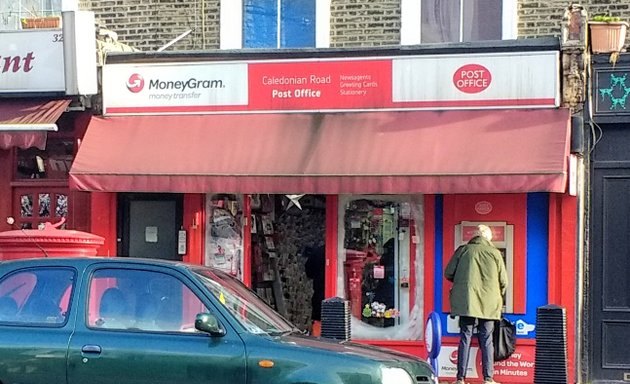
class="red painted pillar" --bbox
[183,194,205,265]
[325,195,338,299]
[548,193,577,383]
[89,192,117,257]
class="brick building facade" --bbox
[73,1,630,52]
[3,1,630,382]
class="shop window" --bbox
[11,114,87,231]
[205,194,244,280]
[338,196,424,341]
[243,0,316,48]
[15,188,68,229]
[16,137,74,180]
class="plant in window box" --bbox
[589,14,628,58]
[20,16,61,29]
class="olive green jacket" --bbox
[444,236,508,320]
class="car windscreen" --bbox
[191,267,295,335]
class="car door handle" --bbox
[81,345,102,354]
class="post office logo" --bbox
[474,201,493,215]
[453,64,491,94]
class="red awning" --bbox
[70,109,571,194]
[0,98,71,150]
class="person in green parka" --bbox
[445,224,508,384]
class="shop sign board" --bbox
[437,345,535,383]
[102,51,559,115]
[593,67,630,115]
[0,30,65,93]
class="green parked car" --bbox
[0,257,436,384]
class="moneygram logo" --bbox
[126,73,145,93]
[449,350,458,365]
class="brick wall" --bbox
[80,0,220,51]
[329,0,401,48]
[76,0,630,51]
[518,0,567,38]
[519,0,630,45]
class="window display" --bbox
[16,137,74,180]
[338,196,424,341]
[16,190,68,229]
[205,194,244,280]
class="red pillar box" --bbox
[0,220,104,260]
[344,250,367,318]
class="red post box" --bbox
[0,220,104,260]
[344,250,367,318]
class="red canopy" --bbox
[0,98,71,150]
[70,109,571,194]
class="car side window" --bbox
[0,267,75,326]
[87,268,210,333]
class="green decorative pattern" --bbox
[600,73,630,110]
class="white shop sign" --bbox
[102,51,560,115]
[392,51,560,108]
[0,30,65,93]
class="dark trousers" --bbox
[456,316,495,381]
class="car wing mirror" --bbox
[195,313,226,337]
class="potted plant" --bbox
[589,14,628,54]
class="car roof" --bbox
[0,256,194,271]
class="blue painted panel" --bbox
[280,0,316,48]
[243,0,278,48]
[434,196,447,334]
[434,195,444,310]
[513,192,549,339]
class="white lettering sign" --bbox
[393,51,559,107]
[103,62,248,114]
[0,30,65,92]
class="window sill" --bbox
[10,180,69,188]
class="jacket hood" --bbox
[467,236,494,247]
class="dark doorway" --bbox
[249,194,326,333]
[590,123,630,383]
[117,193,183,260]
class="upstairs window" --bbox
[421,0,502,43]
[1,0,62,30]
[242,0,316,48]
[401,0,515,45]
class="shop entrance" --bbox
[591,169,630,381]
[590,123,630,382]
[117,193,183,260]
[249,194,326,333]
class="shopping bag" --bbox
[493,317,516,361]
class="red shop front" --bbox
[69,44,578,382]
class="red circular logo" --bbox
[126,73,145,93]
[453,64,491,94]
[475,201,493,215]
[449,349,459,364]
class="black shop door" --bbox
[590,124,630,383]
[118,193,183,260]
